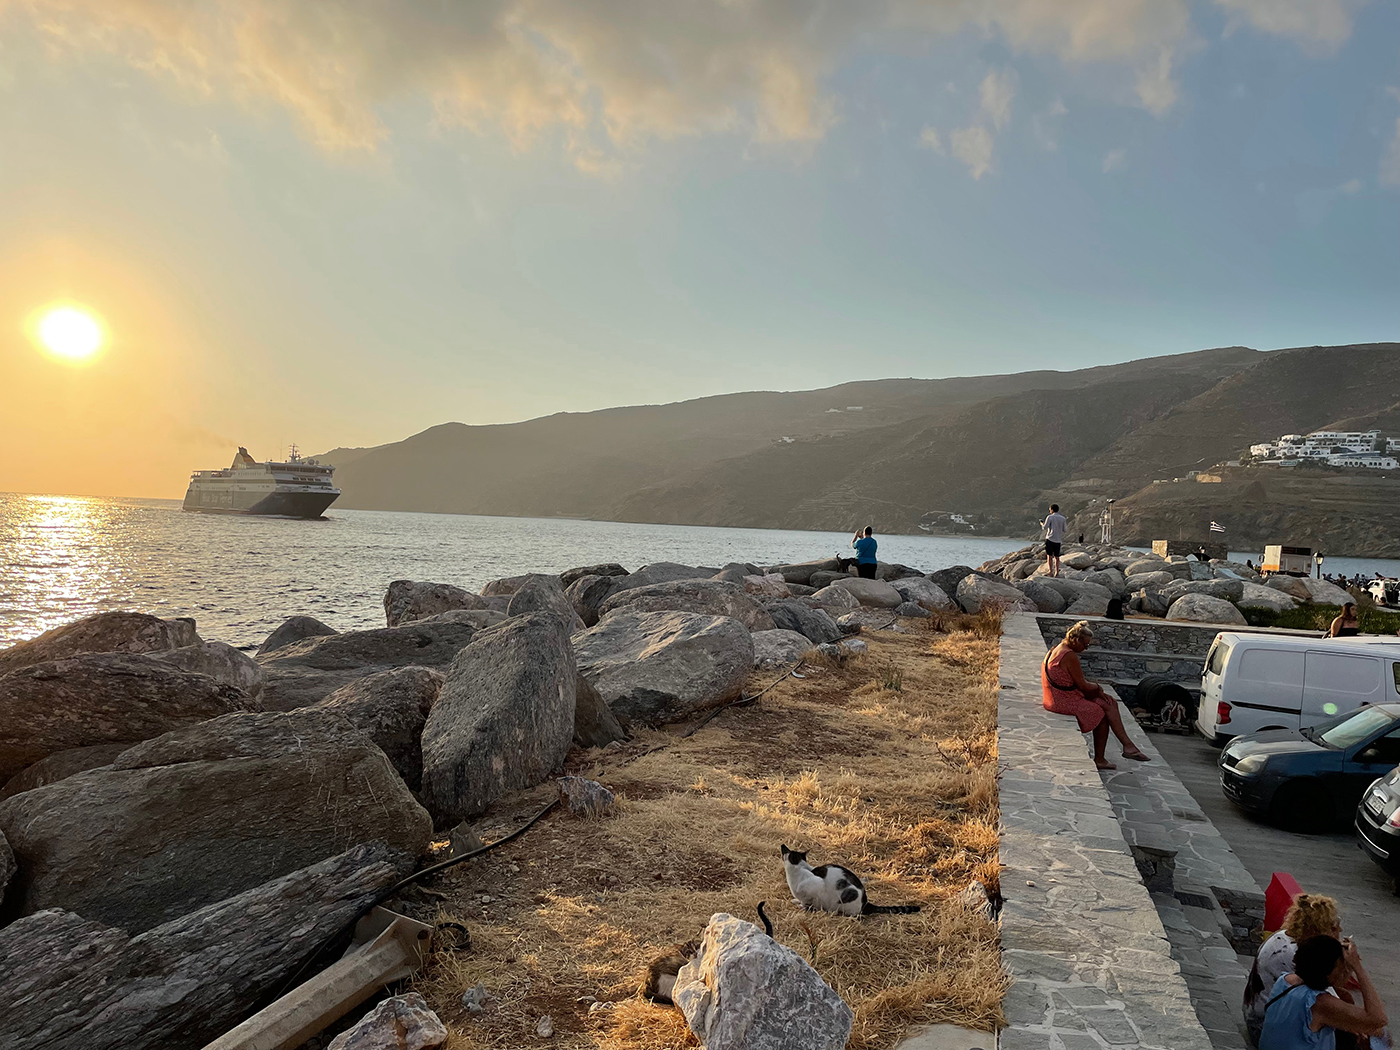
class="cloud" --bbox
[1339,178,1362,195]
[1384,90,1400,189]
[1102,147,1127,173]
[1212,0,1367,54]
[917,126,944,151]
[951,125,996,179]
[0,0,1217,169]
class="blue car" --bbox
[1219,703,1400,831]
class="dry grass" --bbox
[411,619,1005,1049]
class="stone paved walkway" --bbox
[998,612,1215,1050]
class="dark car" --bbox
[1356,764,1400,880]
[1219,703,1400,831]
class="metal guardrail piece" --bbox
[201,907,434,1050]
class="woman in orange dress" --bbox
[1043,621,1150,770]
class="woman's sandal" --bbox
[1121,748,1150,762]
[1095,758,1117,770]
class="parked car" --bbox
[1219,703,1400,831]
[1197,632,1400,746]
[1356,764,1400,881]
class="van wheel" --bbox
[1269,782,1332,833]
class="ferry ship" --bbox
[182,446,340,518]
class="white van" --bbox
[1197,633,1400,745]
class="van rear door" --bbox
[1230,645,1304,727]
[1302,651,1384,723]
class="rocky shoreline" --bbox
[0,554,990,1050]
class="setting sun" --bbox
[35,305,104,362]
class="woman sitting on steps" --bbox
[1041,620,1150,771]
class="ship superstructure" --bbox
[182,445,340,518]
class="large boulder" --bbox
[743,574,791,600]
[828,577,903,609]
[889,576,955,611]
[808,570,851,591]
[420,614,576,827]
[384,580,487,627]
[675,913,853,1050]
[1237,583,1300,613]
[150,641,266,702]
[0,829,13,903]
[257,619,479,711]
[507,574,586,634]
[313,667,444,791]
[1125,557,1171,577]
[611,562,711,592]
[1064,594,1110,617]
[751,629,815,669]
[1166,593,1248,626]
[599,579,775,632]
[1265,575,1312,600]
[1060,551,1096,571]
[1126,570,1176,590]
[1298,577,1354,606]
[1131,588,1172,617]
[765,600,844,645]
[408,608,507,629]
[1082,568,1128,598]
[574,673,626,749]
[257,615,338,656]
[0,742,129,801]
[875,562,927,582]
[560,563,629,588]
[566,574,621,628]
[767,559,839,586]
[1162,578,1244,604]
[928,565,976,596]
[574,612,753,726]
[0,653,257,782]
[0,708,430,932]
[1035,576,1114,604]
[0,611,199,674]
[955,575,1036,614]
[0,843,405,1050]
[808,585,860,612]
[1013,579,1067,614]
[481,573,536,597]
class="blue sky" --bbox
[0,0,1397,496]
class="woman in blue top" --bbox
[1260,936,1388,1049]
[851,527,878,579]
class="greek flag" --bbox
[1209,521,1226,533]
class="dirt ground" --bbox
[412,613,1006,1049]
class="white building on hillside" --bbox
[1250,429,1399,467]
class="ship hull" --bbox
[182,487,339,518]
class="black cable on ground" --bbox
[272,798,559,1000]
[681,657,806,737]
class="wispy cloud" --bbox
[951,125,996,180]
[949,66,1018,178]
[917,126,944,151]
[1212,0,1368,54]
[979,67,1018,130]
[1102,147,1127,173]
[1383,89,1400,189]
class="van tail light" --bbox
[1388,808,1400,830]
[1217,702,1232,726]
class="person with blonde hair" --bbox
[1041,620,1149,770]
[1244,894,1343,1046]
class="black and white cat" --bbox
[781,844,921,916]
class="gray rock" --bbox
[407,608,507,629]
[711,563,753,584]
[483,595,511,613]
[574,673,627,749]
[313,666,444,791]
[1132,589,1172,617]
[808,585,860,612]
[955,575,1037,614]
[894,601,932,618]
[0,742,129,801]
[449,822,484,856]
[257,619,479,711]
[784,583,817,597]
[1013,579,1067,614]
[808,570,851,590]
[742,574,791,599]
[764,601,843,645]
[1188,559,1215,581]
[752,629,816,669]
[0,843,404,1050]
[1237,583,1299,613]
[1265,575,1312,600]
[1006,558,1041,581]
[420,614,576,826]
[928,565,977,596]
[874,562,926,581]
[767,559,839,586]
[560,563,629,588]
[150,641,266,703]
[257,614,338,656]
[0,708,428,932]
[599,579,775,632]
[1033,576,1114,604]
[674,913,853,1050]
[327,992,449,1050]
[890,576,955,611]
[1166,593,1248,625]
[481,573,537,597]
[1081,567,1128,597]
[837,609,905,632]
[384,579,487,627]
[1061,551,1096,570]
[1064,594,1110,617]
[0,829,13,904]
[507,574,587,634]
[566,573,622,628]
[574,611,753,726]
[1298,577,1353,605]
[1125,570,1176,590]
[0,652,257,782]
[0,611,200,674]
[556,776,616,817]
[610,562,711,591]
[815,638,868,662]
[1126,557,1171,576]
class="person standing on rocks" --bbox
[1041,504,1068,578]
[851,527,878,579]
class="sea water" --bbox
[5,493,1397,650]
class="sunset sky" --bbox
[2,0,1398,498]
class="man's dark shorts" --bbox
[1045,541,1062,558]
[857,562,878,579]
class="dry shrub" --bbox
[411,628,1005,1049]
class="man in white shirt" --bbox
[1042,503,1068,578]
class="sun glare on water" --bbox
[34,306,104,363]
